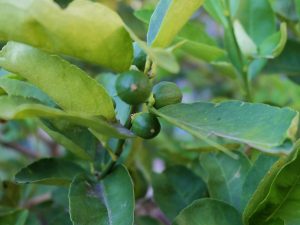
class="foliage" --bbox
[0,0,300,225]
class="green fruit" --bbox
[131,113,161,139]
[133,42,146,71]
[116,71,151,105]
[152,81,182,108]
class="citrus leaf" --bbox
[40,120,98,161]
[176,37,226,62]
[233,20,257,57]
[125,26,179,73]
[0,77,55,106]
[135,216,163,225]
[147,0,204,48]
[211,61,239,79]
[243,141,300,225]
[152,166,207,220]
[151,101,298,155]
[134,8,153,24]
[173,199,243,225]
[69,165,134,225]
[296,0,300,19]
[264,39,300,75]
[15,158,85,186]
[177,21,217,46]
[0,0,133,72]
[270,0,297,21]
[259,23,287,59]
[0,76,99,161]
[200,152,251,211]
[0,209,28,225]
[204,0,228,27]
[237,0,276,45]
[241,154,279,210]
[0,96,134,139]
[0,42,115,120]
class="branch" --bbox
[136,198,171,225]
[98,105,137,179]
[0,141,39,159]
[22,193,52,209]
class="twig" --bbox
[99,106,136,179]
[37,129,61,157]
[0,141,39,159]
[136,198,171,225]
[22,193,52,209]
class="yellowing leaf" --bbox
[0,96,133,139]
[0,42,115,120]
[0,0,133,72]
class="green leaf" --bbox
[248,59,268,80]
[40,119,98,161]
[152,166,207,220]
[0,42,115,120]
[15,158,85,186]
[48,209,72,225]
[0,77,55,106]
[69,165,134,225]
[134,8,154,24]
[259,23,287,59]
[173,199,243,225]
[0,0,133,72]
[241,154,278,210]
[135,216,163,225]
[200,152,251,211]
[125,26,179,73]
[175,21,225,62]
[253,75,300,110]
[270,0,298,21]
[151,101,298,155]
[147,0,204,47]
[0,96,134,139]
[296,0,300,19]
[0,209,28,225]
[264,39,300,75]
[237,0,276,45]
[243,142,300,225]
[233,20,257,57]
[204,0,228,27]
[211,61,239,79]
[181,137,239,153]
[176,38,226,62]
[177,21,217,46]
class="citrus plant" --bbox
[0,0,300,225]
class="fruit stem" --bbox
[223,1,253,102]
[144,56,152,76]
[98,106,136,180]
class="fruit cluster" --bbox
[116,70,182,139]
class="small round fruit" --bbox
[116,71,151,105]
[152,81,182,108]
[131,113,161,139]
